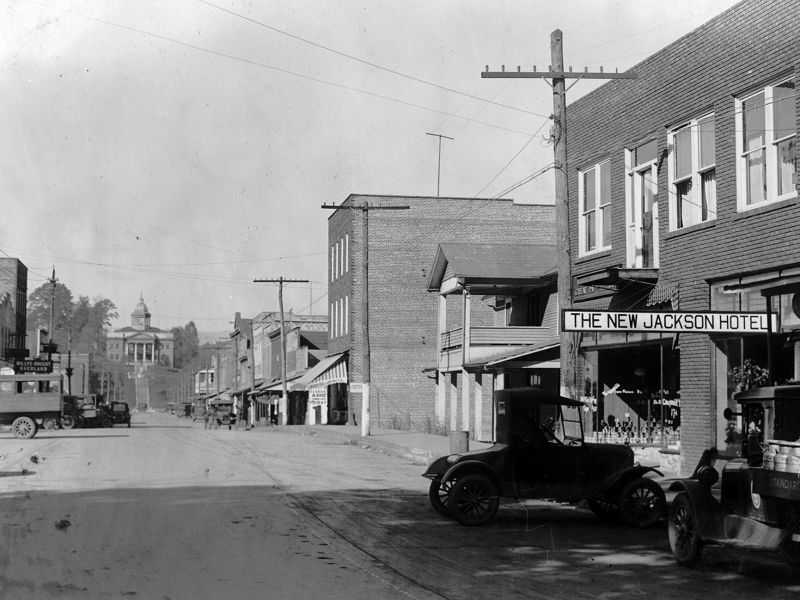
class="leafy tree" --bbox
[171,321,200,369]
[27,282,118,355]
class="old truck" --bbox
[667,384,800,565]
[0,372,64,439]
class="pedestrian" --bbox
[204,409,212,430]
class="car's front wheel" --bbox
[428,477,456,517]
[618,478,666,528]
[668,492,704,566]
[448,473,499,526]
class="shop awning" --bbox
[293,352,348,390]
[481,340,560,369]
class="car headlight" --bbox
[446,454,459,465]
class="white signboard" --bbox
[562,310,777,333]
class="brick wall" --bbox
[327,195,555,430]
[565,0,800,471]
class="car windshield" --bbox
[539,403,583,444]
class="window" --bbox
[578,160,611,255]
[668,114,716,229]
[736,78,797,209]
[625,140,659,268]
[330,246,335,282]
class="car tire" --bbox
[618,478,666,528]
[428,477,456,517]
[12,416,38,439]
[588,496,620,521]
[668,492,704,566]
[61,414,76,429]
[448,473,499,526]
[100,417,113,428]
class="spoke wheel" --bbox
[42,417,59,430]
[619,478,666,528]
[448,473,499,526]
[100,417,113,428]
[61,414,76,429]
[429,477,457,517]
[668,492,704,566]
[12,416,37,439]
[588,496,620,521]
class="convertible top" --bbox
[493,386,584,408]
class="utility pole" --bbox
[322,201,410,437]
[482,30,637,398]
[426,132,454,197]
[45,267,58,366]
[253,277,309,426]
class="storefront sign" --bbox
[309,387,327,407]
[562,310,777,333]
[14,359,53,374]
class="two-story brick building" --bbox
[326,194,555,435]
[565,0,799,474]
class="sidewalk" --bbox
[255,423,680,479]
[259,423,492,466]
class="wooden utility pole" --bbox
[426,132,454,196]
[482,30,637,398]
[253,277,309,425]
[322,201,410,436]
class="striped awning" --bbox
[292,353,348,391]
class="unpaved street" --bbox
[1,414,799,600]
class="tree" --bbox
[27,282,118,355]
[171,321,200,369]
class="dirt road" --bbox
[1,413,798,600]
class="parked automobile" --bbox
[63,394,113,429]
[423,386,666,527]
[667,384,800,566]
[108,402,131,427]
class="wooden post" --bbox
[361,205,371,437]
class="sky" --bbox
[1,0,742,334]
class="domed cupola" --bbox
[131,294,151,330]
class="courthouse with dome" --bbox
[105,296,174,367]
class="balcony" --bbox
[439,326,554,370]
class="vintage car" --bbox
[63,394,114,429]
[423,386,666,527]
[667,384,800,566]
[108,402,131,427]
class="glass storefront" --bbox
[580,337,680,449]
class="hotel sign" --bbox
[562,310,777,334]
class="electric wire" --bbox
[29,1,537,138]
[196,0,546,118]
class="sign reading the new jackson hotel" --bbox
[562,310,778,334]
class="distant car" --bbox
[423,386,666,527]
[108,402,131,427]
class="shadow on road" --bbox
[0,470,36,477]
[1,484,798,600]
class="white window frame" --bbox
[624,142,659,269]
[344,234,349,273]
[667,113,716,230]
[735,77,797,211]
[577,159,612,256]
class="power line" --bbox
[31,1,537,138]
[196,0,546,118]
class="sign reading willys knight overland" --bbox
[562,310,778,334]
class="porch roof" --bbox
[426,242,558,293]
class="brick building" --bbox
[0,258,27,366]
[564,0,799,474]
[326,194,555,433]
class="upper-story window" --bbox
[736,77,797,209]
[625,139,659,268]
[578,159,611,255]
[668,114,716,229]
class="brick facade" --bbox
[565,0,800,473]
[327,195,555,431]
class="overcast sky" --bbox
[1,0,741,333]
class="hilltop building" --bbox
[106,295,174,367]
